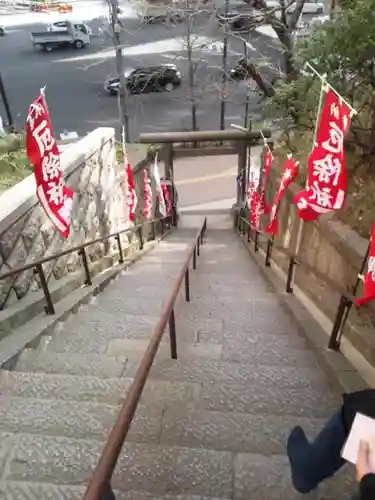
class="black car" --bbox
[104,64,181,95]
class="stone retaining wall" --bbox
[261,172,375,366]
[0,127,152,312]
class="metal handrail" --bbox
[0,216,170,314]
[237,214,375,352]
[238,215,355,301]
[83,217,207,500]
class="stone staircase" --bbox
[0,214,356,499]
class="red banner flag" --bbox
[265,157,299,235]
[26,93,73,238]
[143,168,152,219]
[246,162,260,231]
[294,87,353,221]
[259,146,273,215]
[355,223,375,307]
[161,183,172,216]
[125,156,137,222]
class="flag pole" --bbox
[40,86,48,113]
[304,62,357,117]
[286,77,326,293]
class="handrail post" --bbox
[328,295,349,351]
[35,263,55,315]
[193,247,197,270]
[254,231,259,252]
[138,226,144,250]
[169,308,177,359]
[151,220,156,240]
[116,234,124,264]
[265,235,274,267]
[197,237,200,256]
[79,248,92,286]
[101,484,117,500]
[185,268,190,302]
[286,256,296,293]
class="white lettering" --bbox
[368,256,375,282]
[312,154,341,186]
[41,152,61,182]
[27,102,44,129]
[46,179,64,206]
[308,181,333,208]
[57,196,73,223]
[330,103,340,120]
[32,120,55,157]
[321,122,344,155]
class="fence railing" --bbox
[82,217,207,500]
[236,214,370,352]
[0,216,171,315]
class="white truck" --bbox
[133,0,183,23]
[30,21,91,52]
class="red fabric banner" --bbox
[161,183,172,216]
[265,157,299,235]
[143,168,153,219]
[125,156,137,222]
[246,162,260,231]
[294,87,353,221]
[355,222,375,306]
[250,191,260,231]
[26,93,73,238]
[259,146,273,216]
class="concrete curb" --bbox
[237,231,370,394]
[1,229,173,371]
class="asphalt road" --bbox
[0,5,282,140]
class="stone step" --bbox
[47,313,160,354]
[0,482,231,500]
[104,336,317,369]
[174,314,307,348]
[176,294,299,336]
[0,397,162,443]
[199,380,341,418]
[83,295,165,318]
[105,338,222,359]
[0,371,201,407]
[158,407,327,454]
[0,396,328,454]
[1,433,354,499]
[126,357,333,392]
[15,350,128,378]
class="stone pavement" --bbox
[0,214,357,499]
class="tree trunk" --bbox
[186,22,197,131]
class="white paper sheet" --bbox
[341,412,375,469]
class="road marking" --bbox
[175,167,237,186]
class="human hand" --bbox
[356,440,375,481]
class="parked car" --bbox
[264,0,324,16]
[104,64,181,95]
[47,21,92,35]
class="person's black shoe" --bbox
[287,426,317,494]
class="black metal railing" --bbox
[236,214,369,352]
[0,216,172,315]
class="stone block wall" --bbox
[259,171,375,364]
[0,127,156,312]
